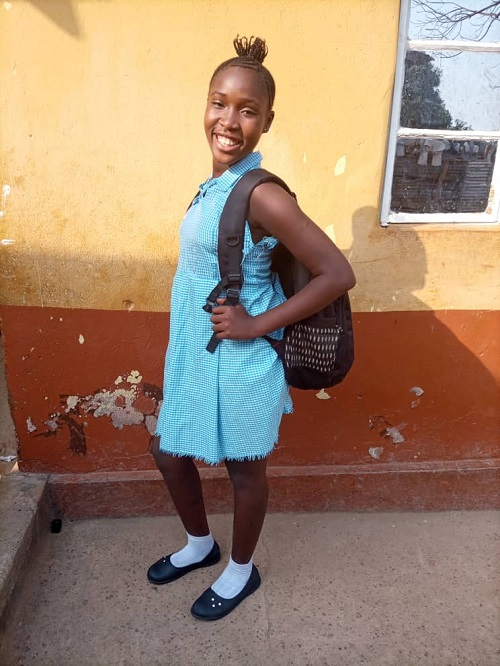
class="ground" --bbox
[1,510,499,665]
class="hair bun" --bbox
[233,35,268,63]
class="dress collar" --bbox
[199,152,263,194]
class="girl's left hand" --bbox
[210,299,259,340]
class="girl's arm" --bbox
[210,181,356,340]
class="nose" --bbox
[220,106,239,129]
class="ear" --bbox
[263,110,275,133]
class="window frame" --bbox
[381,0,500,226]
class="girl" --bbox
[148,36,356,621]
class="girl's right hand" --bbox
[210,300,262,340]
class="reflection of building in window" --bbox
[381,0,500,225]
[392,138,497,214]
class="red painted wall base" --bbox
[2,305,498,514]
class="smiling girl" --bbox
[148,36,355,621]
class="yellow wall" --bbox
[1,0,499,313]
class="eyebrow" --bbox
[210,91,261,105]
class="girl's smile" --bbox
[204,66,274,177]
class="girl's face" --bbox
[204,66,274,177]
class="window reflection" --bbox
[391,138,497,213]
[409,1,500,42]
[400,51,500,131]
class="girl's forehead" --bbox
[209,66,267,100]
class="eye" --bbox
[241,108,257,117]
[211,100,224,109]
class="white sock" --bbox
[211,556,253,599]
[170,532,214,568]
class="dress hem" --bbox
[155,438,276,466]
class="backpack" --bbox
[202,168,354,390]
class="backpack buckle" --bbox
[225,288,240,305]
[203,299,216,313]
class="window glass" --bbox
[409,1,500,42]
[383,1,500,223]
[391,137,497,214]
[400,50,500,131]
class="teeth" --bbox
[217,135,238,147]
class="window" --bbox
[381,1,500,225]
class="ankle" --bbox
[211,556,253,599]
[170,531,214,568]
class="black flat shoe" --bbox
[147,541,221,585]
[191,564,261,621]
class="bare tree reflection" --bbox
[413,1,500,41]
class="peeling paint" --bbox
[44,418,58,431]
[78,334,85,344]
[36,372,163,456]
[369,415,407,444]
[315,388,331,400]
[123,300,134,312]
[66,395,79,412]
[410,386,424,397]
[0,184,11,218]
[369,415,390,431]
[61,415,86,455]
[145,414,158,435]
[369,446,384,460]
[85,388,144,429]
[383,425,406,445]
[324,224,337,244]
[334,155,346,176]
[26,417,37,433]
[127,370,142,384]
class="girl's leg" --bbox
[225,457,269,563]
[151,436,209,536]
[208,457,268,599]
[149,437,217,573]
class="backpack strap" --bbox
[204,168,294,353]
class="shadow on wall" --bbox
[348,206,430,312]
[345,206,499,461]
[0,245,178,313]
[26,0,82,38]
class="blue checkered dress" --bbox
[156,152,293,464]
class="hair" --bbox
[210,36,276,109]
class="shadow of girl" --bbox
[343,206,499,464]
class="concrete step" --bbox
[0,473,51,624]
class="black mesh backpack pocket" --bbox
[285,318,341,372]
[268,293,354,390]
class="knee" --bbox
[228,465,268,496]
[151,441,196,481]
[150,436,175,475]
